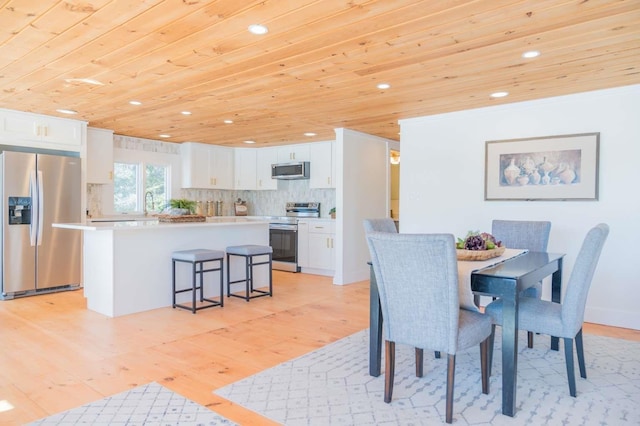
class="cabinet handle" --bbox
[43,126,48,137]
[326,238,330,248]
[314,226,324,230]
[35,124,41,136]
[109,171,113,180]
[327,177,331,184]
[331,238,334,248]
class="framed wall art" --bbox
[485,132,599,201]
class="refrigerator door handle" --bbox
[36,170,44,246]
[29,170,38,246]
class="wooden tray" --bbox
[157,214,206,223]
[456,246,505,261]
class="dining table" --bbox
[368,250,565,417]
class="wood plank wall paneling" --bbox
[0,0,638,146]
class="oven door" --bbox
[269,224,299,272]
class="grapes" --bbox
[464,235,486,250]
[459,231,502,250]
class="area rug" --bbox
[30,382,236,425]
[214,329,640,425]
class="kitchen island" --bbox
[53,217,270,317]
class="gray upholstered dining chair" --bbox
[484,223,609,397]
[491,219,551,348]
[366,231,492,423]
[363,218,398,234]
[363,218,443,359]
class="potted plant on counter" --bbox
[165,198,196,215]
[329,207,336,219]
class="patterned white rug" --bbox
[215,329,640,425]
[30,382,236,425]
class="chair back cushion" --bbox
[561,223,609,334]
[491,220,551,251]
[366,232,459,353]
[363,218,398,234]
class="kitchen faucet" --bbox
[144,191,154,215]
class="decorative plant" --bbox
[169,198,196,214]
[329,207,336,218]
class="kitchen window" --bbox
[113,161,170,213]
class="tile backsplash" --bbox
[181,180,335,217]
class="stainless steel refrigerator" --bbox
[1,149,81,299]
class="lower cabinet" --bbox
[298,220,335,273]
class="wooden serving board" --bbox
[157,214,206,223]
[456,246,505,261]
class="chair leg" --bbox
[415,348,424,377]
[564,337,577,397]
[384,340,395,403]
[487,324,496,377]
[575,328,587,379]
[527,331,534,348]
[446,354,455,424]
[480,338,490,395]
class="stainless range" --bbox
[269,202,320,272]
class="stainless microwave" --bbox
[271,161,310,179]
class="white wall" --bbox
[399,85,640,330]
[334,128,391,285]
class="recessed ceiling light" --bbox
[522,50,540,59]
[159,134,171,138]
[224,119,234,124]
[64,78,104,86]
[304,132,317,137]
[56,109,77,115]
[248,24,268,35]
[181,111,192,115]
[243,140,256,144]
[377,83,391,90]
[490,91,509,98]
[129,100,142,105]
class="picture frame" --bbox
[485,132,599,201]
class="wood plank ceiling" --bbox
[1,0,639,147]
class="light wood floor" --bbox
[0,272,638,425]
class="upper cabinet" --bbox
[181,142,234,189]
[256,147,278,190]
[0,108,85,151]
[181,141,335,191]
[234,148,257,190]
[86,127,114,184]
[181,143,209,188]
[209,145,234,189]
[309,141,335,189]
[277,143,310,162]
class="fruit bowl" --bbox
[456,246,505,261]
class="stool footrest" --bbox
[174,298,222,312]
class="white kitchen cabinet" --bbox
[309,141,335,188]
[0,108,84,150]
[209,145,234,189]
[297,220,309,268]
[181,142,211,188]
[277,143,310,162]
[234,148,257,190]
[181,143,234,189]
[306,220,335,271]
[256,147,278,190]
[86,127,114,184]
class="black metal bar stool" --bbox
[226,245,273,301]
[172,248,225,313]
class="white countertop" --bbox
[53,216,269,231]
